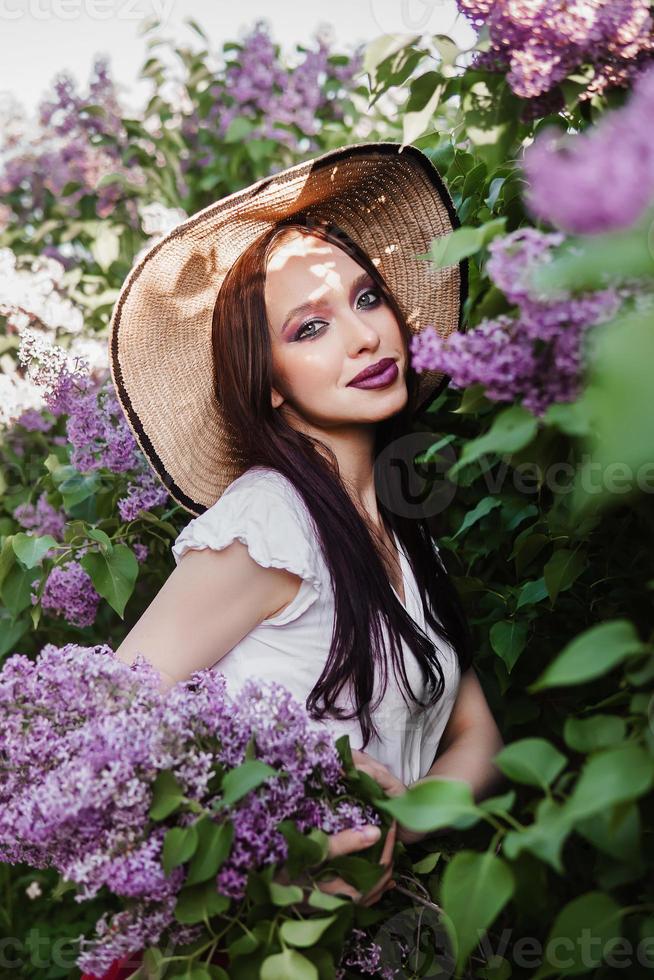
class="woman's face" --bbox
[265,232,408,430]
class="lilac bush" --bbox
[0,643,381,975]
[0,56,145,221]
[523,61,654,233]
[457,0,654,102]
[16,328,169,511]
[410,228,621,415]
[181,19,365,158]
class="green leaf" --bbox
[411,850,441,874]
[376,778,480,832]
[489,620,528,673]
[494,738,567,790]
[563,714,627,753]
[0,535,17,591]
[173,879,230,925]
[185,817,233,886]
[1,562,37,617]
[223,117,253,143]
[162,823,199,876]
[149,770,185,821]
[277,823,329,879]
[425,225,483,268]
[260,949,318,980]
[86,527,113,551]
[307,889,348,911]
[0,615,29,660]
[440,850,514,975]
[529,619,647,690]
[576,802,641,864]
[453,496,502,538]
[543,548,588,603]
[503,798,571,874]
[279,915,336,948]
[402,74,445,146]
[449,405,538,477]
[268,881,304,906]
[11,533,58,568]
[90,225,121,271]
[563,744,654,823]
[215,760,277,808]
[478,791,516,817]
[532,892,625,979]
[516,577,549,610]
[80,544,139,619]
[335,733,354,770]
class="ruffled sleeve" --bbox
[170,471,323,626]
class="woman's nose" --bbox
[342,308,380,354]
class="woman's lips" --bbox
[347,360,399,389]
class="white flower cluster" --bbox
[0,247,84,335]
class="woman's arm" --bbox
[397,666,506,845]
[113,541,302,691]
[418,666,506,799]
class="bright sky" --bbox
[0,0,475,117]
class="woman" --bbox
[91,143,504,978]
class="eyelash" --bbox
[293,288,382,342]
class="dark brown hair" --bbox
[211,215,473,750]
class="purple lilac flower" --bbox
[1,56,144,220]
[411,228,621,415]
[117,470,170,521]
[524,62,654,233]
[31,560,101,627]
[184,21,363,155]
[15,406,53,432]
[336,927,398,979]
[17,333,168,518]
[0,645,376,972]
[13,491,67,541]
[457,1,654,101]
[132,541,149,564]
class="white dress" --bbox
[171,466,461,786]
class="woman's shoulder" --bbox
[172,466,322,578]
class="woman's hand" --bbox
[318,820,397,907]
[351,749,428,847]
[273,822,397,908]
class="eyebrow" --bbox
[280,271,375,335]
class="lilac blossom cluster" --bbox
[456,0,654,104]
[0,644,378,975]
[181,21,364,159]
[13,491,66,540]
[16,329,170,515]
[31,560,101,629]
[523,62,654,233]
[336,927,399,979]
[0,56,144,220]
[411,228,621,416]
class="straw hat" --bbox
[109,141,467,517]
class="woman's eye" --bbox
[357,288,380,308]
[294,319,326,341]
